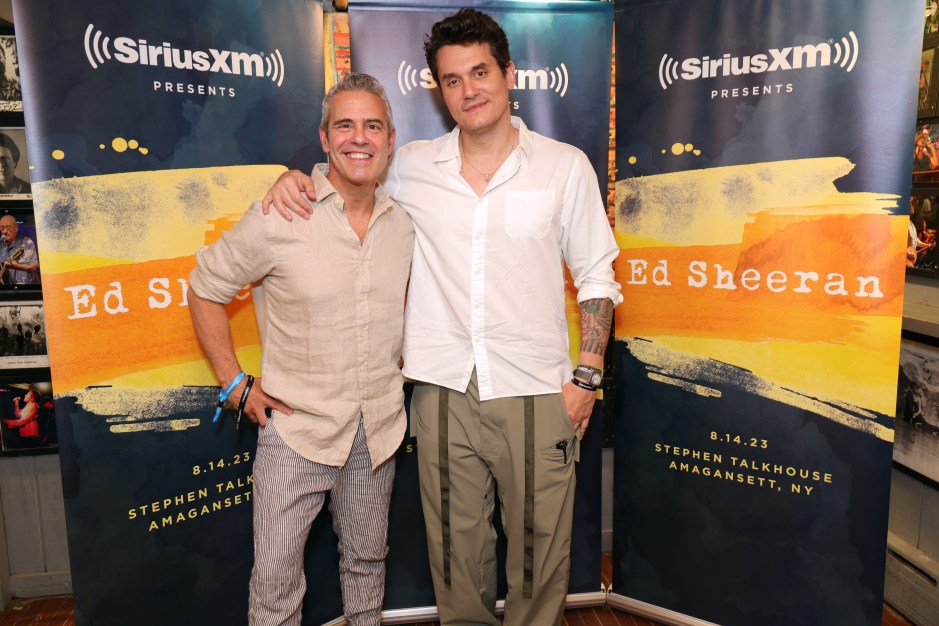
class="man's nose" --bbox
[462,80,480,100]
[352,124,367,143]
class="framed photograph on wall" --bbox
[913,121,939,183]
[0,208,41,290]
[0,381,56,453]
[928,1,939,37]
[919,44,939,118]
[907,191,939,275]
[896,334,939,484]
[0,301,48,369]
[0,35,21,113]
[0,127,30,199]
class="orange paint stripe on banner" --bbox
[42,256,259,392]
[615,292,867,341]
[615,213,906,341]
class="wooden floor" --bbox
[0,554,916,626]
[0,595,915,626]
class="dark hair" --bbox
[0,133,20,164]
[423,9,511,83]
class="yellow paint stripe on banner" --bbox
[33,165,287,263]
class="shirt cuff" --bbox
[188,265,243,304]
[576,285,624,307]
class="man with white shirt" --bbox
[264,9,621,625]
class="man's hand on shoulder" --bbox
[261,169,318,221]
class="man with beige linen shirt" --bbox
[188,73,413,626]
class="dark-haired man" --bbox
[189,73,413,626]
[263,9,621,625]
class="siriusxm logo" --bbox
[658,31,859,90]
[84,24,286,87]
[397,61,569,97]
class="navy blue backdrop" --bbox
[14,0,332,624]
[611,1,921,625]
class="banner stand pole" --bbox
[378,592,608,625]
[607,594,719,626]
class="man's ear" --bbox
[319,126,329,153]
[506,61,516,90]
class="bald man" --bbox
[0,214,38,284]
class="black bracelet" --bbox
[570,377,597,392]
[236,375,255,429]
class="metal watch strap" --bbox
[574,364,603,388]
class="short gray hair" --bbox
[320,72,395,133]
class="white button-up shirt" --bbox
[190,166,414,468]
[387,117,622,400]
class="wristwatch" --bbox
[573,364,603,389]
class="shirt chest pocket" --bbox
[503,190,555,240]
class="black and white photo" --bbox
[0,35,21,112]
[896,336,939,483]
[0,127,31,199]
[0,301,48,369]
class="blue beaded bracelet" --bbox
[213,370,246,422]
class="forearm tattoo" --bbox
[579,298,614,356]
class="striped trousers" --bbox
[248,418,395,626]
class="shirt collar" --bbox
[310,163,395,215]
[0,236,20,250]
[433,116,532,165]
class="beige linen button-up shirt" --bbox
[189,166,414,468]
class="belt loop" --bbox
[439,387,451,587]
[523,395,534,598]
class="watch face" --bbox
[590,372,603,387]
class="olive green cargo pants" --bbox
[412,372,578,626]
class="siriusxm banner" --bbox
[611,1,919,626]
[348,0,612,607]
[14,0,333,624]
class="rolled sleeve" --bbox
[561,154,623,307]
[574,255,622,306]
[189,202,275,304]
